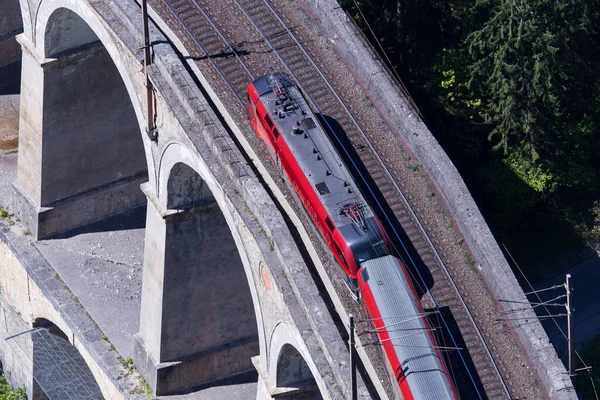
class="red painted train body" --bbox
[359,256,458,400]
[247,72,388,288]
[247,72,457,399]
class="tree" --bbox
[467,0,597,163]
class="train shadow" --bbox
[185,48,252,62]
[318,114,434,297]
[426,306,488,400]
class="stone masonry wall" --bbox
[0,227,146,400]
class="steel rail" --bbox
[232,0,510,398]
[159,0,252,104]
[156,0,510,397]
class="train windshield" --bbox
[355,242,387,266]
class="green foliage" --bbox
[467,0,597,161]
[0,375,26,400]
[503,152,555,194]
[338,0,600,276]
[575,335,600,399]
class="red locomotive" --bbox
[247,71,388,291]
[247,72,458,399]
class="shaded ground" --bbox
[0,94,18,153]
[532,255,600,359]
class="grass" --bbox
[465,252,476,270]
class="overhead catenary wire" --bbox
[232,0,503,397]
[503,244,597,398]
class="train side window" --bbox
[265,114,274,129]
[334,243,347,265]
[246,93,253,107]
[325,217,334,231]
[272,128,280,138]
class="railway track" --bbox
[156,0,513,398]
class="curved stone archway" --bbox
[266,322,325,399]
[276,344,318,390]
[14,0,154,239]
[134,141,265,395]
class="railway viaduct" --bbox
[0,0,576,399]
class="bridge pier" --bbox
[133,167,258,395]
[13,23,146,240]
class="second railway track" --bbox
[150,0,546,398]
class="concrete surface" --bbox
[0,94,18,151]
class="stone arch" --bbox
[16,0,32,42]
[36,5,147,204]
[14,0,156,238]
[43,7,99,58]
[166,162,212,210]
[32,317,68,341]
[269,322,325,399]
[33,0,151,162]
[277,344,316,388]
[31,318,103,399]
[134,142,265,394]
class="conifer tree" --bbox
[467,0,595,163]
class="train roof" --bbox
[253,72,384,250]
[360,256,455,400]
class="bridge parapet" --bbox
[300,0,576,398]
[7,0,370,398]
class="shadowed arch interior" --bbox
[36,8,146,206]
[276,343,322,399]
[161,162,258,359]
[135,160,259,393]
[167,162,213,209]
[31,318,103,399]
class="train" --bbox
[247,71,458,399]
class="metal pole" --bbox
[566,274,575,375]
[349,314,357,400]
[142,0,157,141]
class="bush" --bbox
[0,375,26,400]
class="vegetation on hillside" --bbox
[0,375,25,400]
[338,0,600,279]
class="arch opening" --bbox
[162,162,258,358]
[36,8,147,207]
[136,158,260,394]
[31,318,104,400]
[276,344,322,399]
[0,0,23,95]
